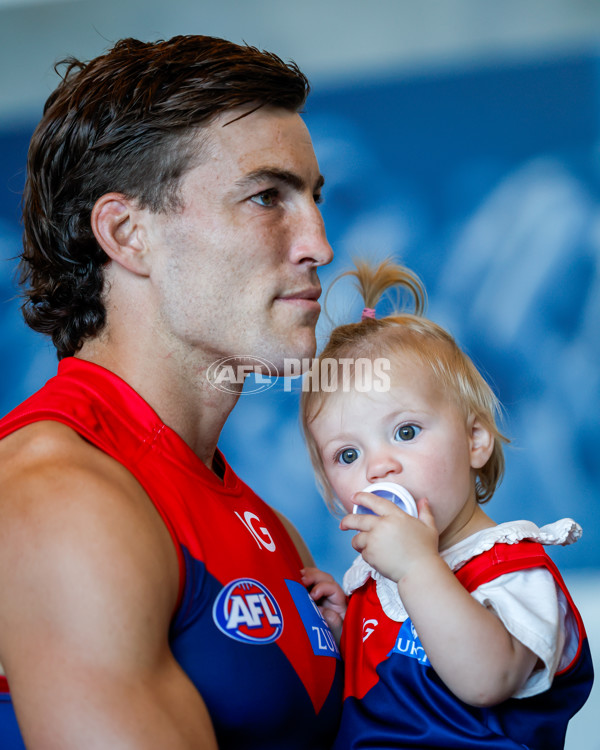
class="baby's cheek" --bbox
[325,473,354,514]
[332,485,355,514]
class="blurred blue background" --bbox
[1,1,599,746]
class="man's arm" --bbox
[273,508,315,566]
[0,421,218,749]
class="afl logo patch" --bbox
[213,578,284,644]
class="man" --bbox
[0,35,343,748]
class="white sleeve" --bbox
[470,566,578,699]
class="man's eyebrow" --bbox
[236,168,325,193]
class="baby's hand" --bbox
[340,492,439,582]
[301,567,347,644]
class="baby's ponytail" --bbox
[324,257,427,321]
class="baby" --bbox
[301,258,593,749]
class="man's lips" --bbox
[278,287,321,301]
[276,287,322,310]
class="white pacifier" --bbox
[352,481,418,518]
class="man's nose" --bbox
[289,201,333,267]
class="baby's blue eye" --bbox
[338,448,359,465]
[395,424,420,441]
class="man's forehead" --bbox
[207,105,314,152]
[201,106,321,182]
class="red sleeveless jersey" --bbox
[0,358,343,749]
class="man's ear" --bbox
[91,193,151,276]
[468,415,495,470]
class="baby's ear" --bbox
[468,415,494,469]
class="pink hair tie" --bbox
[361,307,376,321]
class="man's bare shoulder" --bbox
[0,419,125,485]
[0,420,154,518]
[0,419,179,613]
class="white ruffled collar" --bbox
[342,518,582,622]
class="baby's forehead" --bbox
[310,381,409,421]
[308,361,456,427]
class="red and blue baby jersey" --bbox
[334,541,593,749]
[0,358,343,749]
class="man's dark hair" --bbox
[20,35,310,359]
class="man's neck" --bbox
[75,340,240,472]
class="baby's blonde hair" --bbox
[301,258,508,514]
